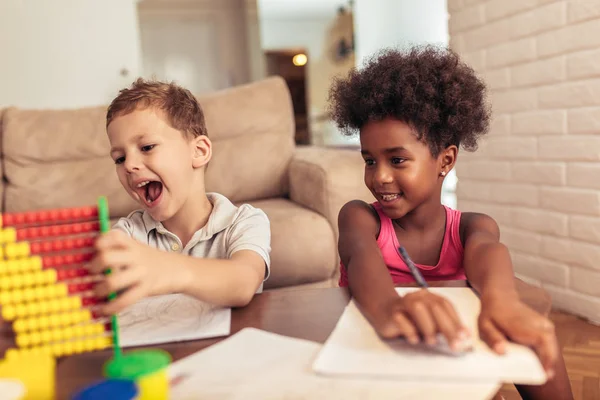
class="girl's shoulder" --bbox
[338,200,381,238]
[458,211,500,247]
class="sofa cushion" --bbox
[0,77,295,216]
[1,106,139,216]
[199,76,295,202]
[246,198,336,289]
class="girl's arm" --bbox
[461,212,519,301]
[461,212,560,377]
[339,200,465,346]
[338,200,401,322]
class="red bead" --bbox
[3,214,14,226]
[24,212,36,224]
[15,214,25,225]
[37,211,49,223]
[57,270,67,280]
[82,297,99,306]
[30,243,40,253]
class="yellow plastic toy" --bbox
[0,352,55,400]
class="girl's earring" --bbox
[440,171,446,177]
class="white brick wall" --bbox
[450,0,600,324]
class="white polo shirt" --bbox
[112,192,271,291]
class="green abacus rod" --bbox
[97,196,121,358]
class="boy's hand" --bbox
[89,230,174,315]
[478,296,558,378]
[373,289,470,350]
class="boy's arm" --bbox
[174,205,270,306]
[93,207,270,311]
[170,250,266,307]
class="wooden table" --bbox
[13,279,551,399]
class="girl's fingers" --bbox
[392,311,419,344]
[405,301,437,345]
[431,303,461,349]
[479,318,507,354]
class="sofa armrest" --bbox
[289,146,373,242]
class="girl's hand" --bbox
[373,289,470,350]
[478,296,558,379]
[88,230,175,315]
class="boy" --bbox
[90,78,271,315]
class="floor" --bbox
[497,310,600,400]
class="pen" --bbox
[397,246,429,288]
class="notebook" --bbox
[312,287,547,385]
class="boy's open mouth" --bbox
[136,180,163,206]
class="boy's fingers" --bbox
[88,249,130,274]
[99,284,145,316]
[405,301,437,345]
[94,267,142,297]
[431,303,460,348]
[95,230,130,250]
[479,318,507,354]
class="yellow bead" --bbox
[46,269,57,284]
[73,339,85,354]
[0,292,9,304]
[51,343,62,357]
[49,313,61,328]
[59,312,72,326]
[19,242,30,258]
[73,325,84,337]
[31,256,42,271]
[39,299,50,315]
[2,305,15,320]
[13,318,25,332]
[63,327,74,340]
[11,274,22,289]
[25,302,39,317]
[50,328,62,342]
[69,297,82,310]
[14,304,26,318]
[16,333,30,347]
[63,342,75,356]
[40,329,52,344]
[17,259,29,273]
[55,283,68,297]
[30,332,42,346]
[38,315,50,330]
[0,246,4,259]
[23,288,35,302]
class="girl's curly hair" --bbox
[328,45,491,157]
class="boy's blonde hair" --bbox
[106,78,208,138]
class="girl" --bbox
[330,45,572,400]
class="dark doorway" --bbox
[265,49,310,145]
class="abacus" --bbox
[0,197,121,360]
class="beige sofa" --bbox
[0,77,372,290]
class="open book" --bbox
[312,287,547,385]
[168,327,501,399]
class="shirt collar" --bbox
[141,192,239,240]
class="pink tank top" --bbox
[339,203,467,286]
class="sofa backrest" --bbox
[0,76,295,216]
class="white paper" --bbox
[312,287,547,385]
[168,327,501,400]
[117,293,230,347]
